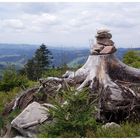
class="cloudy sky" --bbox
[0,2,140,48]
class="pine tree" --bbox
[24,59,36,80]
[34,44,52,70]
[24,44,53,81]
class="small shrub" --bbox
[123,51,140,68]
[38,88,98,138]
[0,65,30,92]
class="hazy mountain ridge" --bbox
[0,43,139,70]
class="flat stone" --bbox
[97,38,114,46]
[11,102,49,137]
[100,46,116,54]
[102,122,121,129]
[96,33,112,39]
[93,44,104,50]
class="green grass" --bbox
[0,80,37,113]
[95,122,140,138]
[0,80,37,137]
[38,120,140,138]
[43,68,78,78]
[0,87,21,113]
[0,87,21,136]
[43,69,65,78]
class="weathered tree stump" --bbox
[3,29,140,124]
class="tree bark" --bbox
[63,53,140,122]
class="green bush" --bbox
[0,65,29,92]
[38,89,98,138]
[123,51,140,68]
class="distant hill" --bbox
[0,44,89,70]
[68,48,140,68]
[0,43,139,71]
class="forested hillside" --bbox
[0,43,139,71]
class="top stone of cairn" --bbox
[96,29,112,39]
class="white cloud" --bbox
[0,19,24,31]
[0,3,140,47]
[17,13,60,33]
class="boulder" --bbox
[11,102,49,137]
[97,38,114,46]
[100,46,116,54]
[102,122,121,129]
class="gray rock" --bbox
[96,33,112,39]
[93,44,104,50]
[102,122,121,129]
[97,38,114,46]
[11,102,49,137]
[90,44,104,55]
[100,46,116,54]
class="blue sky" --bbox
[0,2,140,48]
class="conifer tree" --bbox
[24,44,53,80]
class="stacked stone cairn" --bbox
[91,29,117,55]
